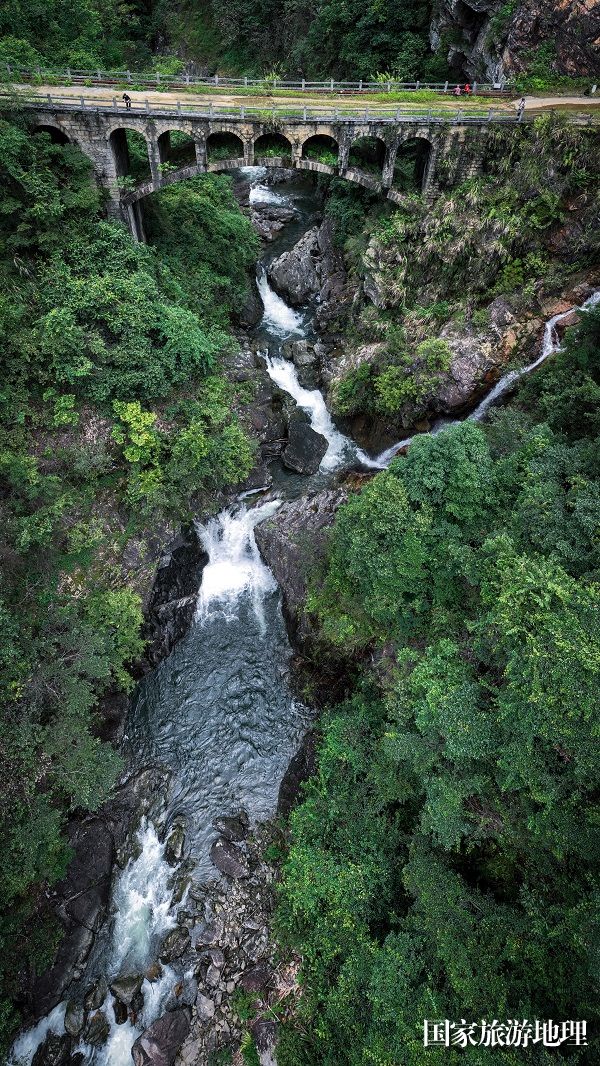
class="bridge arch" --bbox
[205,130,246,169]
[348,135,387,180]
[301,134,339,169]
[108,126,152,183]
[33,123,71,145]
[393,136,433,193]
[157,129,197,170]
[254,132,293,165]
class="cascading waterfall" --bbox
[373,291,600,465]
[9,821,180,1066]
[196,500,282,627]
[256,266,305,338]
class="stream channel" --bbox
[9,168,599,1066]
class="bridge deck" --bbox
[6,85,600,126]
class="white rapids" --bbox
[257,269,305,338]
[196,500,282,627]
[8,820,180,1066]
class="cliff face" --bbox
[431,0,600,82]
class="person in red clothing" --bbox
[464,82,472,95]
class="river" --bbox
[8,168,598,1066]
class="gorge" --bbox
[7,156,600,1065]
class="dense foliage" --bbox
[0,105,257,1047]
[276,309,600,1064]
[121,0,446,81]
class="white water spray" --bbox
[196,500,282,626]
[8,1004,66,1066]
[257,269,304,338]
[109,820,179,975]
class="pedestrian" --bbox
[516,96,526,119]
[453,84,462,97]
[463,82,472,95]
[122,92,131,110]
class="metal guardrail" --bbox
[3,64,510,96]
[9,91,523,125]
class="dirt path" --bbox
[11,83,600,117]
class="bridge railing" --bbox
[2,64,511,96]
[5,90,526,124]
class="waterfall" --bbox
[373,291,600,465]
[196,500,282,627]
[256,268,305,338]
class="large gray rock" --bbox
[255,487,348,639]
[282,410,328,475]
[132,1009,191,1066]
[210,837,250,879]
[84,1010,110,1047]
[64,1000,85,1038]
[110,973,144,1005]
[159,926,191,963]
[268,226,322,305]
[212,811,249,843]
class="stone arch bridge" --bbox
[28,97,502,239]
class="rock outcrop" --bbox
[132,1008,191,1066]
[268,220,352,330]
[255,487,348,639]
[430,0,600,82]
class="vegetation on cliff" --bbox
[329,117,600,427]
[276,308,600,1064]
[0,105,257,1047]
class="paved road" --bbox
[13,83,600,117]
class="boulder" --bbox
[283,339,320,388]
[32,1033,71,1066]
[252,1019,278,1066]
[268,226,322,305]
[132,1008,191,1066]
[84,976,108,1012]
[212,811,249,843]
[64,1000,85,1038]
[113,998,129,1024]
[240,961,274,993]
[159,926,191,963]
[110,973,144,1005]
[164,823,186,866]
[195,992,216,1023]
[210,838,250,879]
[282,410,328,475]
[83,1010,110,1047]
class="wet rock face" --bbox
[255,487,348,639]
[159,926,191,963]
[143,524,208,669]
[132,1008,191,1066]
[110,973,144,1005]
[282,409,328,474]
[268,219,351,329]
[32,1032,72,1066]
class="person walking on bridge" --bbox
[122,92,132,110]
[516,96,526,120]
